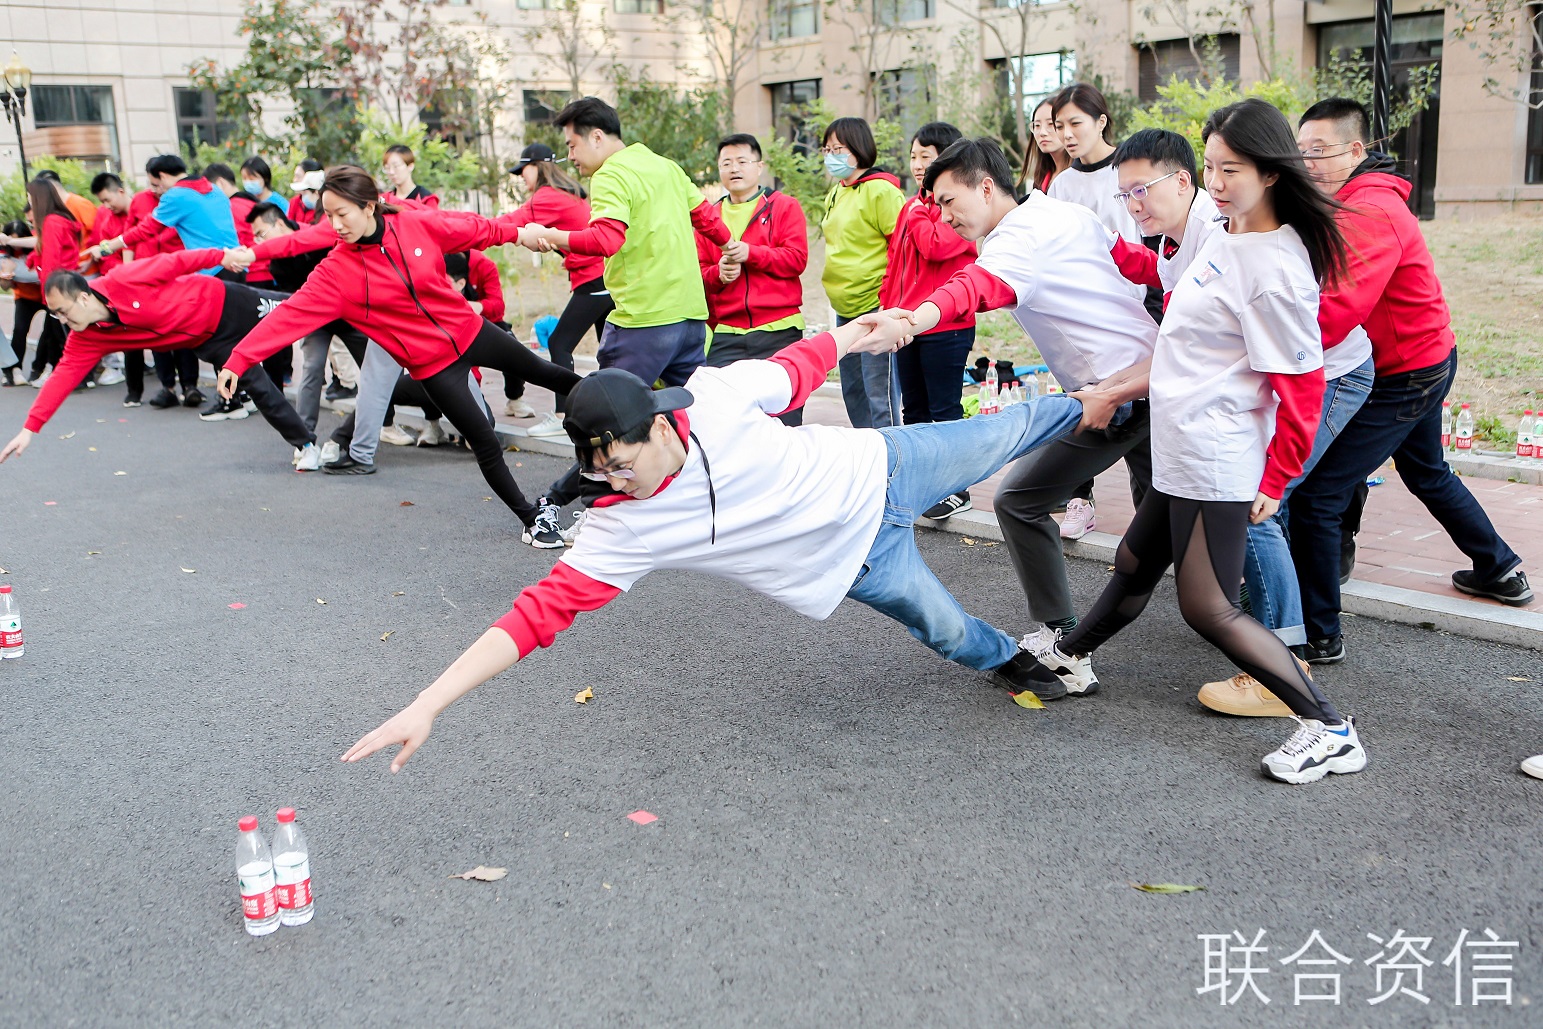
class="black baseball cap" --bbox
[509,143,556,174]
[564,369,693,450]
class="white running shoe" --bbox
[1018,625,1061,660]
[1060,498,1096,540]
[380,424,415,446]
[98,368,126,386]
[1261,715,1367,785]
[27,369,49,388]
[1522,754,1543,780]
[320,440,341,465]
[527,412,567,438]
[521,503,566,549]
[560,509,589,546]
[505,398,536,418]
[416,419,447,446]
[1037,642,1100,696]
[294,442,321,471]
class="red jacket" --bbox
[25,249,226,431]
[878,193,976,332]
[465,250,506,323]
[227,209,524,381]
[1317,164,1453,377]
[228,192,272,283]
[28,212,81,287]
[693,189,807,331]
[87,205,132,274]
[123,191,181,258]
[497,186,602,289]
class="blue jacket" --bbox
[152,178,237,271]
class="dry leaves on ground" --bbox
[1133,883,1204,894]
[449,866,507,882]
[575,687,594,704]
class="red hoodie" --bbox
[878,193,977,332]
[122,190,181,259]
[465,250,506,323]
[87,205,132,274]
[25,249,226,431]
[28,212,81,285]
[693,189,807,331]
[497,186,603,290]
[1317,168,1453,377]
[227,192,273,284]
[225,209,524,381]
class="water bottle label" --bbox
[1456,435,1473,450]
[1441,432,1450,447]
[276,878,312,908]
[241,887,277,919]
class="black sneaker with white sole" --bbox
[1037,642,1101,696]
[923,490,973,521]
[521,503,566,550]
[199,395,250,421]
[182,388,206,408]
[1301,634,1345,665]
[323,453,377,475]
[1452,568,1533,606]
[147,387,180,409]
[989,648,1068,703]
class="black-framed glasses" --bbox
[1114,169,1179,206]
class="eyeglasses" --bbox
[1113,169,1180,205]
[1299,143,1358,161]
[718,157,760,169]
[579,465,637,482]
[819,145,852,157]
[47,296,78,324]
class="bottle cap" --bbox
[0,585,10,594]
[238,815,258,832]
[1461,403,1470,408]
[276,807,296,824]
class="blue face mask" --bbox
[243,180,264,195]
[301,193,317,211]
[824,152,856,179]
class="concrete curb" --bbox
[917,507,1543,652]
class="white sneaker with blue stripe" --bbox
[1261,715,1366,785]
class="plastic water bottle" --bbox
[1045,373,1062,395]
[984,361,998,399]
[1455,403,1474,451]
[236,816,279,936]
[0,585,21,659]
[1517,411,1536,459]
[1022,375,1039,400]
[272,807,314,927]
[1440,401,1452,449]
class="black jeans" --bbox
[1289,349,1522,640]
[893,326,975,425]
[200,283,315,450]
[6,295,41,368]
[705,324,805,426]
[545,277,612,415]
[29,314,65,376]
[417,320,582,525]
[154,350,201,392]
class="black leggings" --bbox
[6,295,41,368]
[528,277,612,414]
[1060,490,1340,723]
[29,314,65,376]
[418,320,582,525]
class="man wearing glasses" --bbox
[1284,98,1531,669]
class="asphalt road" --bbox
[0,385,1539,1028]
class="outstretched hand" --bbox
[850,308,917,354]
[517,225,556,253]
[222,247,256,273]
[0,428,33,464]
[341,698,438,774]
[215,368,240,400]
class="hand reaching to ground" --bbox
[216,369,240,400]
[342,698,439,773]
[0,428,33,463]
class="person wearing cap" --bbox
[497,142,610,429]
[288,161,326,225]
[341,318,1097,774]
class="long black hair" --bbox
[1202,98,1347,286]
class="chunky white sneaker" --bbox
[526,412,567,438]
[1522,754,1543,780]
[1018,625,1061,660]
[27,369,50,388]
[521,503,566,549]
[294,442,321,471]
[320,440,341,465]
[98,368,126,386]
[1060,497,1096,540]
[1038,642,1100,696]
[415,419,447,447]
[505,398,536,418]
[1261,715,1366,785]
[560,509,589,546]
[379,424,415,446]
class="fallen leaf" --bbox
[0,567,8,574]
[95,419,105,423]
[449,865,507,882]
[574,687,594,704]
[482,496,493,501]
[961,537,976,546]
[399,500,415,506]
[113,471,126,476]
[228,603,246,610]
[602,882,611,890]
[392,591,405,597]
[260,508,270,512]
[380,631,394,642]
[87,447,96,452]
[58,431,75,440]
[627,810,658,825]
[1134,883,1204,894]
[180,567,196,574]
[1506,676,1532,682]
[87,551,100,556]
[1012,691,1045,710]
[316,598,327,605]
[983,542,1000,547]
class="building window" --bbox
[873,0,933,25]
[768,78,821,152]
[524,90,562,125]
[1529,6,1543,182]
[614,0,664,12]
[993,50,1076,114]
[768,0,818,40]
[29,84,120,168]
[421,89,479,149]
[172,87,234,151]
[1137,35,1241,102]
[517,0,550,7]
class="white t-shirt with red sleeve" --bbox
[1150,225,1324,502]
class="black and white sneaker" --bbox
[1452,568,1533,606]
[923,490,973,521]
[1301,634,1345,665]
[122,396,142,408]
[1038,642,1101,696]
[323,453,376,475]
[1261,715,1366,785]
[521,503,566,550]
[199,395,250,421]
[147,387,180,409]
[182,388,206,408]
[989,646,1068,704]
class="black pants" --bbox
[1061,489,1339,724]
[199,283,314,449]
[29,314,65,376]
[705,324,805,426]
[123,349,151,400]
[6,295,41,368]
[516,277,612,414]
[153,350,201,392]
[417,320,582,525]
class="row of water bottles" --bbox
[977,364,1059,417]
[237,808,313,936]
[1440,403,1543,458]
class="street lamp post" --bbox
[1,51,32,182]
[1371,0,1392,145]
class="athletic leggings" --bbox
[6,295,41,368]
[417,320,582,525]
[1060,489,1341,724]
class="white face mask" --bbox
[243,180,264,195]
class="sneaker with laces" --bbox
[1522,754,1543,780]
[320,440,341,464]
[527,412,568,438]
[1261,715,1366,784]
[200,395,250,421]
[521,503,566,549]
[1018,625,1061,660]
[505,398,536,418]
[27,369,50,388]
[147,388,180,409]
[98,368,126,386]
[560,509,589,546]
[1301,634,1345,665]
[1197,673,1293,717]
[294,443,321,471]
[1059,498,1096,540]
[123,396,142,408]
[1037,642,1100,696]
[923,490,973,520]
[989,645,1068,703]
[1452,568,1533,606]
[379,424,415,446]
[323,453,376,475]
[415,420,447,447]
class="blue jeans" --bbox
[846,395,1083,671]
[894,326,976,424]
[1242,357,1375,645]
[1289,349,1523,640]
[597,319,707,387]
[835,312,899,428]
